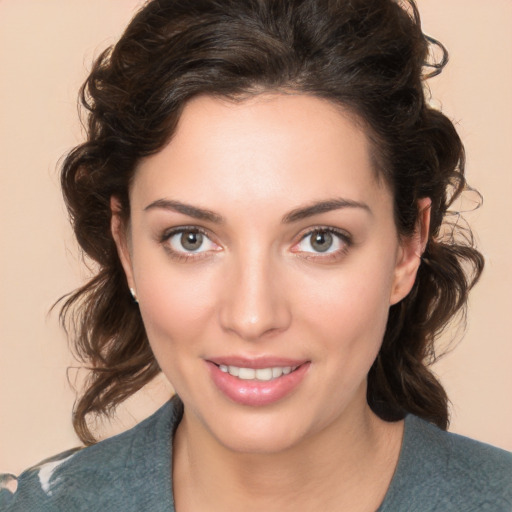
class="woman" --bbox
[1,0,511,510]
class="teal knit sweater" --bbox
[2,396,511,511]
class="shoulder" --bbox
[380,414,512,511]
[409,415,512,491]
[1,397,182,512]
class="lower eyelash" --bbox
[298,227,352,260]
[300,244,350,261]
[159,226,212,262]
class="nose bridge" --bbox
[219,244,291,341]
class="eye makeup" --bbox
[159,225,221,262]
[291,226,353,263]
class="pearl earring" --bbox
[129,287,139,303]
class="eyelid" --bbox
[160,225,210,243]
[159,225,221,261]
[296,225,352,245]
[291,226,352,259]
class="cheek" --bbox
[295,255,396,354]
[134,257,219,354]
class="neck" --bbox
[172,393,403,512]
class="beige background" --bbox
[1,0,511,475]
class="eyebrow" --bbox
[144,199,224,224]
[282,198,372,223]
[144,197,371,224]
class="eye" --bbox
[293,228,351,256]
[162,227,219,257]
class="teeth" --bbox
[255,368,273,381]
[218,364,296,381]
[228,365,239,377]
[238,368,256,380]
[272,367,282,378]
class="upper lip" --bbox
[206,356,309,369]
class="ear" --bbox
[389,197,431,305]
[110,196,136,292]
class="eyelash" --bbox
[160,226,218,262]
[292,226,352,262]
[159,225,353,263]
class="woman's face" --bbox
[115,93,423,453]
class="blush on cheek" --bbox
[137,272,217,341]
[303,275,391,353]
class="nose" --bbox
[218,250,291,341]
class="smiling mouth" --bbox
[208,360,310,406]
[216,364,301,381]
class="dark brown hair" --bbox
[60,0,483,444]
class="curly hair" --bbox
[60,0,483,445]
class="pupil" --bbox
[181,231,203,251]
[311,231,332,252]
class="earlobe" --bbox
[110,196,136,292]
[390,197,431,305]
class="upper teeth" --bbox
[218,365,295,381]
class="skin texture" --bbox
[112,93,429,511]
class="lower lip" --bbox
[207,361,310,406]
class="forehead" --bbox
[132,93,389,214]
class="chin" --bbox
[209,414,311,455]
[177,387,310,454]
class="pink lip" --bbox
[206,358,310,407]
[207,355,307,369]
